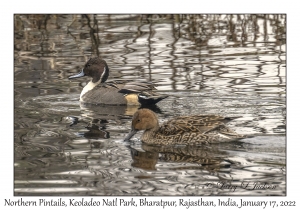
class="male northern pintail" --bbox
[69,58,168,105]
[124,109,246,145]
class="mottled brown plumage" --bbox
[124,109,245,145]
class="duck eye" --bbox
[137,119,141,122]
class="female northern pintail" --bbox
[69,58,168,105]
[124,109,245,145]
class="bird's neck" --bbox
[141,124,160,141]
[80,79,102,100]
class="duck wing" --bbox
[81,81,167,105]
[108,81,168,105]
[158,115,237,135]
[111,81,156,94]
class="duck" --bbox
[69,57,168,105]
[124,109,246,145]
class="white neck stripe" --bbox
[99,67,106,83]
[80,79,101,101]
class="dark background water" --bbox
[14,14,286,196]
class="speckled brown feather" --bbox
[158,115,233,135]
[126,109,245,145]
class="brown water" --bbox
[14,14,286,196]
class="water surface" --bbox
[14,14,286,196]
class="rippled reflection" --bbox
[14,14,286,196]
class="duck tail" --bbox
[217,125,247,141]
[138,95,168,105]
[223,116,241,123]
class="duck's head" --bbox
[69,57,109,83]
[124,109,159,141]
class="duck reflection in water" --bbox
[74,104,163,141]
[128,144,230,172]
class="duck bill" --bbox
[69,69,85,79]
[124,129,138,142]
